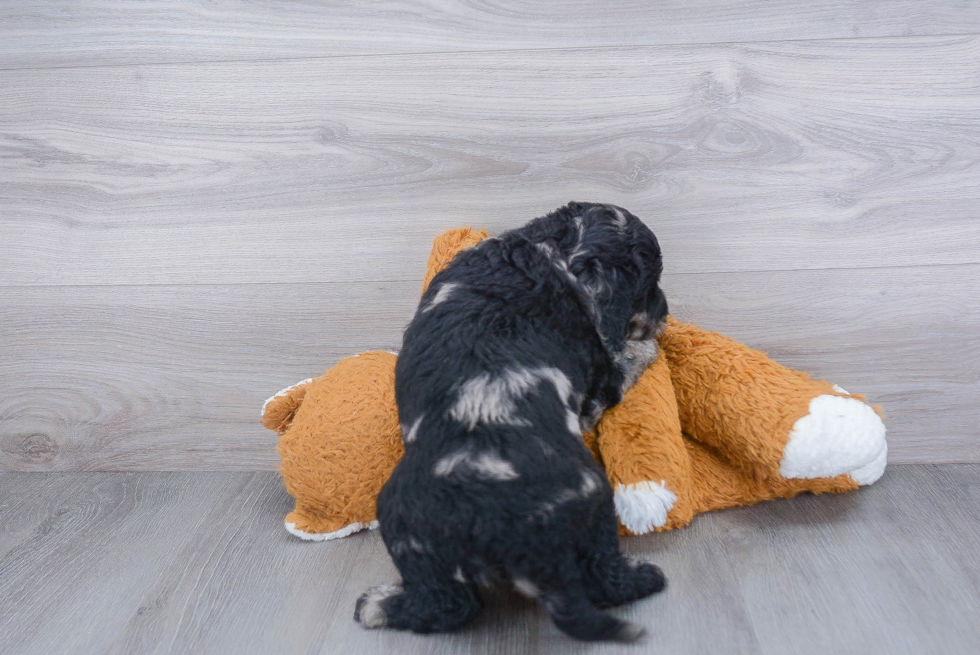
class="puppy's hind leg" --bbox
[577,496,666,608]
[354,554,483,634]
[513,553,645,642]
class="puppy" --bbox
[355,202,669,641]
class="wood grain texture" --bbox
[2,36,980,286]
[1,466,978,654]
[0,281,419,471]
[2,1,980,70]
[2,264,977,471]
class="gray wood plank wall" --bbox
[3,1,980,69]
[2,3,979,470]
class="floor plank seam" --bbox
[3,260,979,291]
[2,31,979,74]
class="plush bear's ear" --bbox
[261,378,313,435]
[421,227,489,295]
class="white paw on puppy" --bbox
[355,584,402,628]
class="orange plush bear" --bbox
[262,228,886,540]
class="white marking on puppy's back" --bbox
[553,490,578,504]
[449,369,537,429]
[471,452,519,480]
[433,449,518,481]
[449,366,579,431]
[422,282,459,313]
[513,579,540,598]
[401,415,423,444]
[580,469,602,496]
[536,367,574,407]
[536,367,581,434]
[551,469,602,507]
[433,450,470,477]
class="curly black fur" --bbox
[354,202,669,641]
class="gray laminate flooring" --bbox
[1,465,977,654]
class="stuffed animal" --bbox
[263,228,886,540]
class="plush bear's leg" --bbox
[576,496,666,608]
[355,556,483,633]
[778,385,887,484]
[659,318,886,485]
[683,439,858,516]
[275,351,404,540]
[596,353,696,533]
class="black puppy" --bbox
[355,202,669,641]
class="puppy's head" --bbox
[555,202,668,352]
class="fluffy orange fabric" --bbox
[266,227,884,539]
[421,227,489,295]
[267,352,401,535]
[265,227,486,537]
[599,320,859,533]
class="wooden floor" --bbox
[1,464,977,654]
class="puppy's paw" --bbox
[354,584,402,629]
[779,393,886,483]
[627,557,667,597]
[613,621,647,643]
[586,555,667,608]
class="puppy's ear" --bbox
[568,205,666,349]
[628,286,668,340]
[626,219,666,324]
[570,258,635,352]
[567,206,628,284]
[592,271,636,352]
[647,286,668,325]
[565,206,637,349]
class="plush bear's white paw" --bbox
[779,394,886,482]
[284,519,379,541]
[848,442,888,485]
[613,480,677,534]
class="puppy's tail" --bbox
[539,582,645,642]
